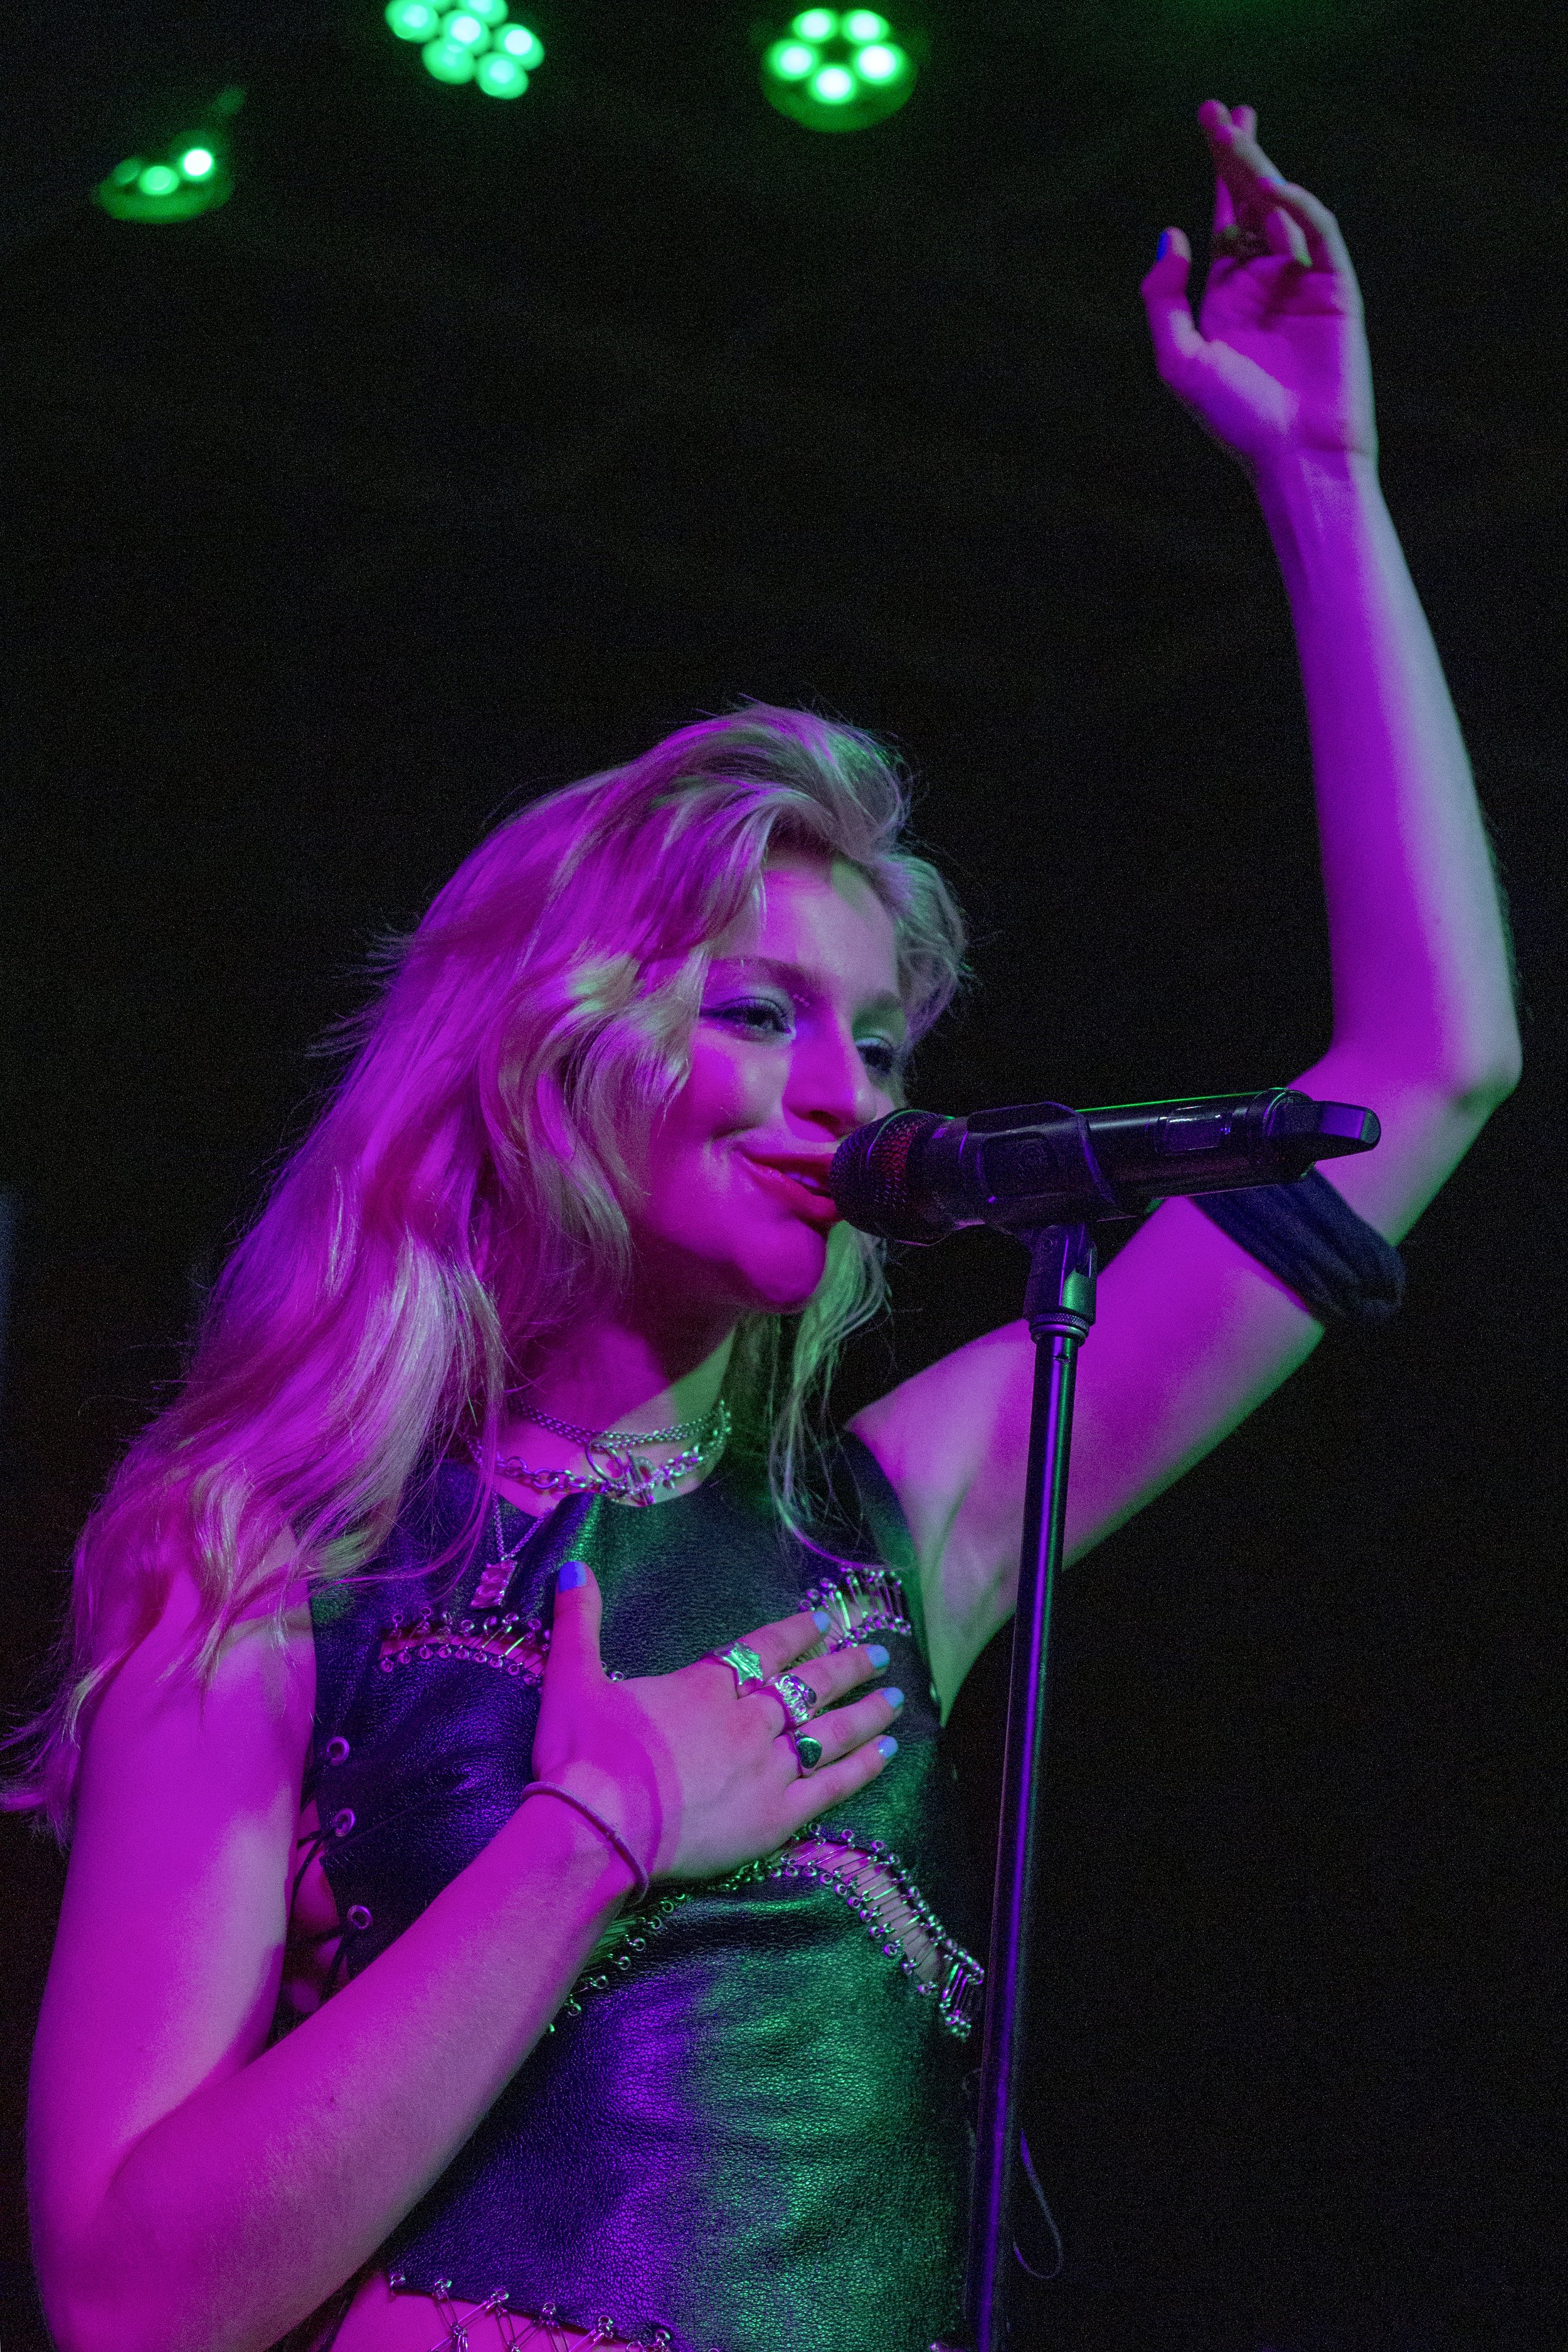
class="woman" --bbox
[20,103,1519,2352]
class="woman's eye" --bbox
[857,1038,901,1081]
[708,998,793,1039]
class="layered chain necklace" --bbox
[494,1396,732,1507]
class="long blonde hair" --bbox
[8,706,966,1837]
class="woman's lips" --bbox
[741,1158,841,1227]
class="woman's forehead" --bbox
[725,854,901,994]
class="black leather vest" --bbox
[307,1441,982,2352]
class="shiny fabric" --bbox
[307,1441,978,2352]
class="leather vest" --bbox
[307,1440,983,2352]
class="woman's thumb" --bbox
[547,1560,603,1677]
[1140,227,1202,377]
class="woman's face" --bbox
[627,851,906,1322]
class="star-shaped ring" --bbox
[713,1641,765,1695]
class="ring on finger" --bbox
[754,1670,818,1730]
[1213,222,1270,260]
[712,1642,765,1695]
[791,1731,824,1776]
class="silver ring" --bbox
[792,1732,824,1775]
[712,1642,765,1695]
[756,1670,818,1730]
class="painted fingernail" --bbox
[865,1643,891,1670]
[1156,230,1171,260]
[882,1687,904,1711]
[876,1735,899,1759]
[811,1608,832,1633]
[557,1561,587,1591]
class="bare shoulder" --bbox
[29,1548,315,2243]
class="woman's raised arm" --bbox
[852,103,1522,1712]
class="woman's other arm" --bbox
[852,104,1522,1710]
[29,1562,894,2352]
[28,1571,630,2352]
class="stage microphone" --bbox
[828,1089,1380,1244]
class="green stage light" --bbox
[495,23,543,62]
[386,0,441,33]
[761,8,918,130]
[422,34,477,78]
[476,50,528,94]
[96,93,242,222]
[389,1,544,97]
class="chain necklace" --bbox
[494,1397,731,1509]
[515,1397,728,1452]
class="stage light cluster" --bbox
[95,87,244,221]
[384,0,545,97]
[761,10,916,132]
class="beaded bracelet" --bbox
[519,1781,652,1906]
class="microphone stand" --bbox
[938,1220,1099,2352]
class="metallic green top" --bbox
[309,1442,981,2351]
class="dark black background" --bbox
[3,3,1564,2345]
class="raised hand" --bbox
[1140,100,1376,479]
[529,1565,901,1887]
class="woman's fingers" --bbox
[798,1680,904,1766]
[722,1606,885,1693]
[1199,102,1357,285]
[785,1720,899,1828]
[547,1560,605,1678]
[1140,226,1204,384]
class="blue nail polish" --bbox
[865,1643,891,1670]
[557,1560,587,1591]
[876,1735,899,1759]
[811,1608,832,1633]
[882,1687,904,1710]
[1156,230,1171,260]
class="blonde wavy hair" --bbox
[7,705,967,1838]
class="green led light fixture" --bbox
[761,9,916,132]
[385,0,544,97]
[96,87,245,222]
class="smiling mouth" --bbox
[743,1160,840,1221]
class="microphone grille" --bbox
[829,1110,948,1241]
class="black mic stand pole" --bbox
[953,1219,1099,2352]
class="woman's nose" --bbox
[787,1027,886,1135]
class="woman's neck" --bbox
[492,1316,738,1509]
